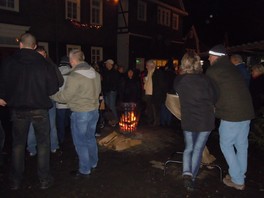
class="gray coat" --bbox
[206,56,255,121]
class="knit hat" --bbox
[209,44,227,56]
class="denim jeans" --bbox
[56,108,71,144]
[104,91,118,122]
[219,120,250,185]
[183,131,211,180]
[10,109,51,183]
[27,101,59,154]
[71,110,99,174]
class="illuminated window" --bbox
[153,59,178,68]
[137,0,147,21]
[172,13,179,30]
[157,7,171,27]
[91,47,103,64]
[153,59,167,67]
[65,0,80,21]
[90,0,103,25]
[0,0,19,12]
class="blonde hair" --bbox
[69,49,85,62]
[146,59,156,70]
[180,51,202,74]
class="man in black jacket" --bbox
[0,33,59,190]
[102,59,120,126]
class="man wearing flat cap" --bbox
[102,59,120,126]
[206,44,254,190]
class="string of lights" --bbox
[67,18,102,30]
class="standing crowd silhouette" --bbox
[0,33,264,192]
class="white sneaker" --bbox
[51,149,57,153]
[29,152,36,157]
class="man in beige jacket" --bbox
[51,49,101,178]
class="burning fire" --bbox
[119,104,138,133]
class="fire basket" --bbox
[119,103,139,133]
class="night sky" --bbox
[183,0,264,47]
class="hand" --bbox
[0,99,7,106]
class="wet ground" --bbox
[0,118,264,198]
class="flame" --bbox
[119,111,138,133]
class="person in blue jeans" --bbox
[56,105,71,145]
[27,46,63,155]
[55,56,72,146]
[50,49,101,177]
[27,100,59,155]
[174,51,217,190]
[206,44,255,190]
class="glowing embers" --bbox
[119,103,139,133]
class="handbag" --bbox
[165,93,181,120]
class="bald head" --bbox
[69,49,85,68]
[19,33,37,49]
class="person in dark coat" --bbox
[0,33,59,190]
[160,59,177,126]
[206,44,255,190]
[249,63,264,116]
[230,54,251,87]
[174,51,217,190]
[101,59,120,126]
[121,69,141,104]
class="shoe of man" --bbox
[40,178,54,190]
[183,175,194,191]
[51,149,57,153]
[225,174,231,180]
[99,123,105,129]
[29,152,37,157]
[9,180,21,190]
[70,170,90,179]
[223,177,245,190]
[108,120,118,127]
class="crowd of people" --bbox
[0,32,264,192]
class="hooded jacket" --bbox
[55,64,72,109]
[206,56,255,121]
[0,48,59,109]
[51,62,101,112]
